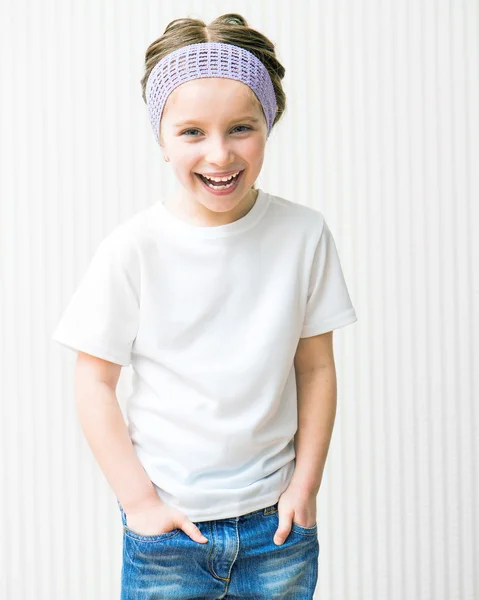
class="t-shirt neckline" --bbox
[153,188,270,239]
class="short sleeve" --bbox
[300,216,358,337]
[52,232,141,366]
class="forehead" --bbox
[162,77,261,122]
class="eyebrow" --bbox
[173,116,261,128]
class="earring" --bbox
[164,156,169,162]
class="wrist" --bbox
[287,473,320,498]
[120,491,163,514]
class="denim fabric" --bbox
[117,499,319,599]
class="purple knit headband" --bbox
[145,41,278,144]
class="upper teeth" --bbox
[203,172,240,182]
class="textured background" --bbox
[0,1,477,598]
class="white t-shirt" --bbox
[52,188,357,521]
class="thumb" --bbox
[274,512,292,546]
[181,518,209,544]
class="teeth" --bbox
[204,178,237,190]
[204,171,240,182]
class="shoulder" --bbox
[265,191,326,239]
[96,204,157,261]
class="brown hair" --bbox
[141,13,286,190]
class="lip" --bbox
[196,169,244,195]
[197,170,243,177]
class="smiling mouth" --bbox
[195,170,244,188]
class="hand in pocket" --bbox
[125,501,209,544]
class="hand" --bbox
[273,486,317,546]
[125,500,208,544]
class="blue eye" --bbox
[181,128,201,137]
[180,125,252,136]
[232,125,252,133]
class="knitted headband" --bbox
[145,41,278,145]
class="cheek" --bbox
[243,139,265,161]
[170,145,200,168]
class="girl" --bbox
[52,13,357,600]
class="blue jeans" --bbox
[117,499,319,599]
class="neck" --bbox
[164,188,259,227]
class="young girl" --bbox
[52,13,357,599]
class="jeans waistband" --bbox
[116,498,279,522]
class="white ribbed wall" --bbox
[1,1,477,598]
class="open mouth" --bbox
[195,170,244,193]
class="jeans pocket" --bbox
[116,498,181,542]
[291,521,318,535]
[123,526,182,542]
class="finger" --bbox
[182,520,209,544]
[274,512,292,545]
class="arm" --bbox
[273,331,337,544]
[74,351,161,513]
[289,330,337,495]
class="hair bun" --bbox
[212,13,248,27]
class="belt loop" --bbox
[263,502,278,515]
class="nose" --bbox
[204,135,235,166]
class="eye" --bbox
[231,125,252,133]
[180,125,253,136]
[181,128,201,137]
